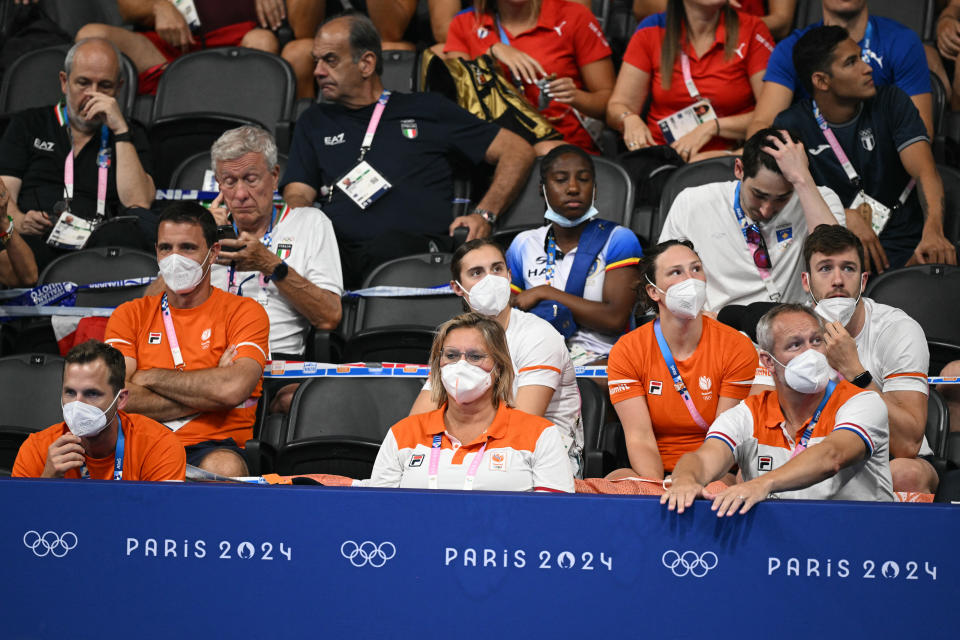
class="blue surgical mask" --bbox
[542,186,599,228]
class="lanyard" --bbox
[544,229,559,286]
[80,416,125,480]
[733,182,780,302]
[427,433,489,490]
[679,52,701,100]
[861,19,873,62]
[791,380,837,457]
[160,293,185,370]
[494,13,511,45]
[811,102,915,206]
[57,102,111,219]
[228,204,286,294]
[357,91,391,164]
[653,318,710,430]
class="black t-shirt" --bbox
[0,105,153,220]
[773,86,928,258]
[281,91,500,247]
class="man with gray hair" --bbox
[662,303,893,516]
[207,125,343,389]
[281,12,535,289]
[0,38,156,271]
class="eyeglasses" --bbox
[441,349,489,365]
[744,225,772,269]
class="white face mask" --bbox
[158,248,212,294]
[812,283,862,327]
[648,276,707,319]
[459,274,511,317]
[61,391,121,438]
[770,349,831,394]
[440,359,493,404]
[542,185,599,228]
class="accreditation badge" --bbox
[656,98,717,144]
[336,160,392,210]
[848,191,891,235]
[47,211,95,250]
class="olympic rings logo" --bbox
[661,550,718,577]
[23,531,78,558]
[340,540,396,568]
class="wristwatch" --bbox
[472,208,497,226]
[270,260,289,283]
[851,370,873,388]
[113,130,133,143]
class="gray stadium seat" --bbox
[39,246,157,307]
[0,353,65,476]
[864,265,960,347]
[655,156,736,243]
[169,151,288,192]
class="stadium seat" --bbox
[41,0,123,38]
[655,156,736,242]
[578,377,608,478]
[0,353,65,475]
[864,264,960,346]
[168,151,289,192]
[928,340,960,380]
[39,246,157,307]
[341,253,464,363]
[930,72,947,138]
[926,388,949,459]
[149,47,296,183]
[273,376,425,478]
[381,49,418,93]
[0,43,137,118]
[937,164,960,247]
[496,156,634,235]
[793,0,936,40]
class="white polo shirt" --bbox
[211,205,343,356]
[659,181,845,311]
[706,382,894,502]
[424,308,583,463]
[368,404,575,492]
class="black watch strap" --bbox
[113,131,133,143]
[851,370,873,388]
[270,261,289,282]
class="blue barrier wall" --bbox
[1,478,957,638]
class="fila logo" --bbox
[324,133,345,146]
[148,332,162,344]
[699,376,712,391]
[33,138,55,152]
[409,454,424,468]
[758,456,773,471]
[649,380,663,396]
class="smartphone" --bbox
[216,225,237,241]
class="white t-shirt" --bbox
[506,223,643,356]
[659,181,845,311]
[211,205,343,356]
[423,308,583,460]
[707,386,894,502]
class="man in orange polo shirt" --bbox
[105,202,269,476]
[13,340,185,481]
[662,303,893,516]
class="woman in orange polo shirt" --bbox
[369,313,575,492]
[444,0,616,153]
[607,0,774,162]
[606,240,759,481]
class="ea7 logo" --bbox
[758,456,773,471]
[324,133,345,146]
[34,138,55,152]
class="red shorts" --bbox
[137,21,258,95]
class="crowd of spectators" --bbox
[2,0,959,506]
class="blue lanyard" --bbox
[797,380,837,449]
[732,181,760,243]
[545,229,558,285]
[861,18,874,62]
[653,318,709,429]
[79,415,125,480]
[228,205,278,292]
[494,13,511,45]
